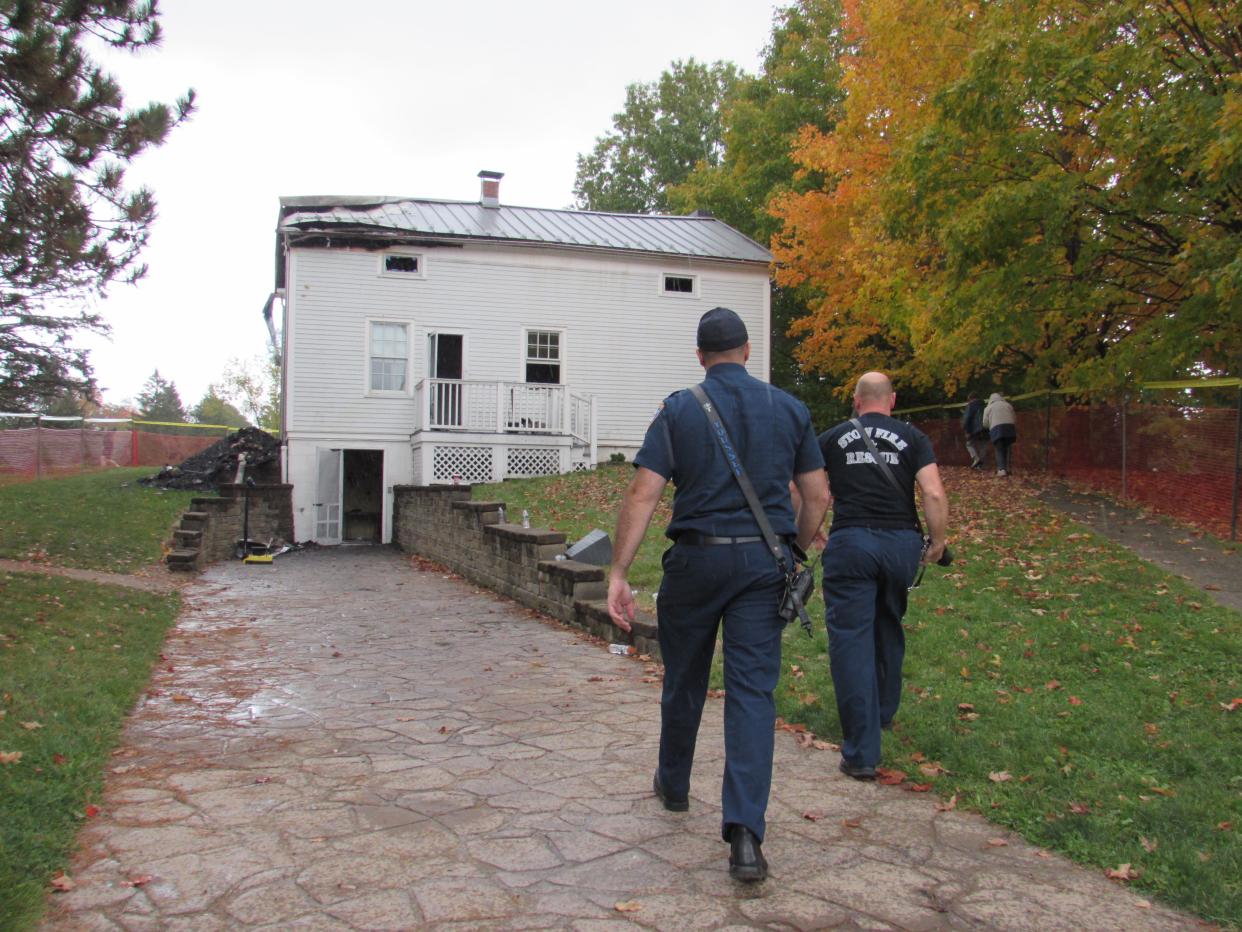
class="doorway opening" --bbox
[342,450,383,542]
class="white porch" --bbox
[411,379,598,484]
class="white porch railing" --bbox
[415,379,594,444]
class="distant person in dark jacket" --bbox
[982,393,1017,476]
[960,395,988,469]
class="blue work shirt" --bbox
[634,362,824,541]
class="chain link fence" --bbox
[901,378,1242,540]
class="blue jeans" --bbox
[822,527,923,769]
[656,539,788,843]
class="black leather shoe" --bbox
[839,758,877,781]
[653,772,688,812]
[728,825,768,882]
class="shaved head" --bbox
[854,371,894,404]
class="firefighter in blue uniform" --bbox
[607,307,830,883]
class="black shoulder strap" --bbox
[688,384,788,571]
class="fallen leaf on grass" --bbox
[614,901,641,913]
[989,771,1013,783]
[1148,786,1177,797]
[1218,821,1234,831]
[1220,698,1242,712]
[0,751,22,764]
[907,783,933,793]
[50,874,74,892]
[1105,863,1139,882]
[875,767,906,785]
[20,721,42,730]
[1140,836,1158,852]
[1068,695,1083,706]
[1068,802,1091,815]
[919,762,949,777]
[935,795,958,812]
[1044,680,1061,690]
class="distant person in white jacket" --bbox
[981,393,1017,477]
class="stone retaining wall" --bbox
[193,484,294,563]
[392,485,659,658]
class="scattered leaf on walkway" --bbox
[908,783,933,793]
[812,740,839,751]
[50,873,74,892]
[1136,900,1151,909]
[614,901,641,912]
[438,725,449,734]
[122,875,153,888]
[84,805,100,818]
[935,795,957,812]
[987,838,1008,847]
[989,771,1013,783]
[171,694,191,703]
[842,817,862,829]
[802,809,826,821]
[255,776,273,784]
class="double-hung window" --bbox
[369,322,408,392]
[525,330,561,384]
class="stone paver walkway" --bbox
[44,548,1199,930]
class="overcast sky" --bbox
[78,0,780,410]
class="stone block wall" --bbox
[392,485,659,658]
[194,484,295,564]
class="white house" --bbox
[271,171,773,545]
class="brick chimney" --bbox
[478,170,504,208]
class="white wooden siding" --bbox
[285,244,770,447]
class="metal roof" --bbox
[277,196,772,264]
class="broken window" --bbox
[382,253,421,275]
[663,274,695,294]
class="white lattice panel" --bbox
[433,446,493,483]
[506,447,560,478]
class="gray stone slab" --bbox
[41,547,1202,930]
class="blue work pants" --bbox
[822,527,923,769]
[656,539,787,843]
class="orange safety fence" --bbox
[905,385,1242,541]
[0,422,242,479]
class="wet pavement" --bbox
[44,547,1199,930]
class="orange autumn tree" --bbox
[771,0,980,402]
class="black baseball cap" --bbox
[696,306,748,352]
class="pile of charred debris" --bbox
[140,427,281,491]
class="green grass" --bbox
[474,466,1242,926]
[0,468,196,573]
[0,571,181,928]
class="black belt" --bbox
[676,532,783,546]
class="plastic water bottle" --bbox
[497,505,506,523]
[521,509,530,528]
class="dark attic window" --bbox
[663,274,695,294]
[384,254,420,274]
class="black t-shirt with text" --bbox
[817,413,936,531]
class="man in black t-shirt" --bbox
[817,372,948,780]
